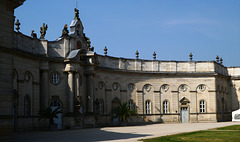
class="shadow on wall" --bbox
[232,87,239,111]
[216,84,239,122]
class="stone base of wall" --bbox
[0,124,12,137]
[63,117,75,129]
[0,117,13,137]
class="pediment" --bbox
[180,97,190,103]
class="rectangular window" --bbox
[129,101,134,110]
[146,101,151,114]
[99,101,104,115]
[52,73,59,84]
[200,100,205,113]
[163,101,168,114]
[24,96,30,116]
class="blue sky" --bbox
[15,0,240,67]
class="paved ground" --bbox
[11,122,240,142]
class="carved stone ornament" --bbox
[62,24,69,37]
[153,52,156,60]
[189,53,193,61]
[74,8,80,20]
[216,55,219,62]
[86,37,91,48]
[15,19,20,32]
[104,46,108,56]
[135,50,139,59]
[31,30,37,38]
[40,23,48,39]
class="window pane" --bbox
[52,73,59,84]
[24,96,30,116]
[200,101,205,113]
[129,100,134,110]
[146,101,151,114]
[163,101,168,114]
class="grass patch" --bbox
[141,126,240,142]
[216,125,240,130]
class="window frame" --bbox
[99,100,104,115]
[24,95,31,116]
[129,100,134,110]
[200,100,206,113]
[163,100,169,114]
[146,100,151,114]
[51,72,60,85]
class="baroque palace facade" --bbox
[1,0,240,135]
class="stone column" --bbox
[40,61,49,109]
[68,72,74,113]
[171,91,179,121]
[76,73,80,98]
[190,91,197,122]
[137,91,143,114]
[86,74,94,113]
[40,70,49,109]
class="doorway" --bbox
[50,100,62,129]
[181,107,189,123]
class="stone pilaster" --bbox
[86,73,94,113]
[137,91,143,114]
[40,70,49,108]
[68,71,74,113]
[40,61,49,109]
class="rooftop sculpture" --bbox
[40,23,48,39]
[61,24,69,37]
[74,8,80,20]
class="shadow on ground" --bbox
[12,128,150,142]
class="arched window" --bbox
[50,100,61,107]
[200,100,206,113]
[24,95,30,116]
[129,100,134,110]
[146,100,151,114]
[95,99,104,115]
[163,101,169,114]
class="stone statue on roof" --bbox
[31,30,37,38]
[74,8,80,20]
[61,24,69,37]
[40,23,48,39]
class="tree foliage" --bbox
[38,107,62,126]
[111,102,138,124]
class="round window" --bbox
[112,83,118,90]
[128,83,135,92]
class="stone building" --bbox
[1,0,240,135]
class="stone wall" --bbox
[94,68,226,123]
[0,0,25,136]
[97,55,228,76]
